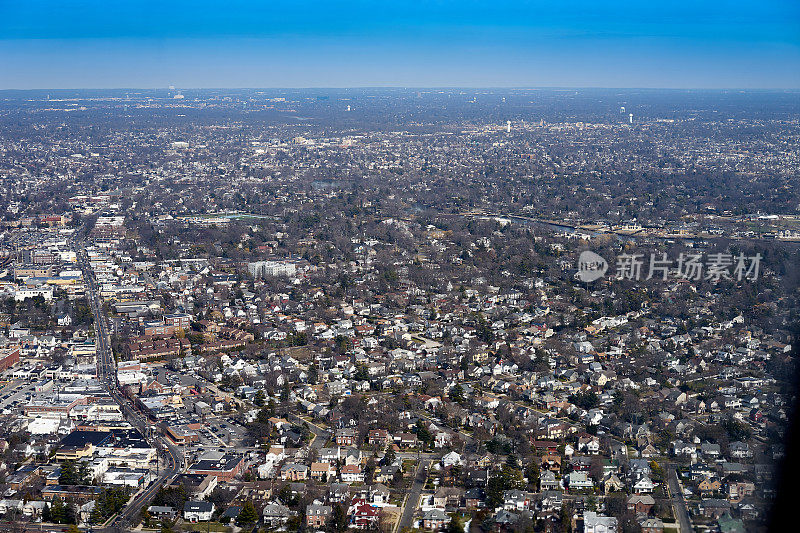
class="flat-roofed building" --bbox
[188,453,245,482]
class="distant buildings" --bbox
[248,260,297,278]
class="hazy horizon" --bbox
[2,87,800,92]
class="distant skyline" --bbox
[1,1,799,89]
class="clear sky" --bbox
[1,0,799,89]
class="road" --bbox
[74,236,183,530]
[287,412,331,449]
[666,464,693,533]
[395,459,429,533]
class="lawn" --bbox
[183,521,232,532]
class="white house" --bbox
[184,501,214,522]
[583,512,618,533]
[567,471,593,490]
[633,476,654,494]
[578,435,601,455]
[441,451,463,468]
[340,464,364,484]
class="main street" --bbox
[74,235,183,529]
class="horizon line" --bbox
[1,86,800,92]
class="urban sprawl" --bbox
[0,89,797,533]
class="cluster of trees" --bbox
[486,465,524,509]
[485,437,514,456]
[692,416,753,452]
[449,384,466,405]
[474,314,495,344]
[89,487,131,524]
[354,363,370,381]
[568,390,599,410]
[248,401,281,443]
[720,416,752,442]
[43,497,77,524]
[236,500,259,526]
[152,485,188,511]
[58,460,91,485]
[334,335,352,354]
[3,295,52,329]
[287,331,309,346]
[72,297,94,326]
[414,419,434,448]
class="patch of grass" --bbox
[184,521,231,532]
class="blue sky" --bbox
[1,1,798,88]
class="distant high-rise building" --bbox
[620,106,625,113]
[347,105,351,112]
[506,120,511,133]
[629,113,633,124]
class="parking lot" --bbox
[149,367,250,449]
[0,379,39,414]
